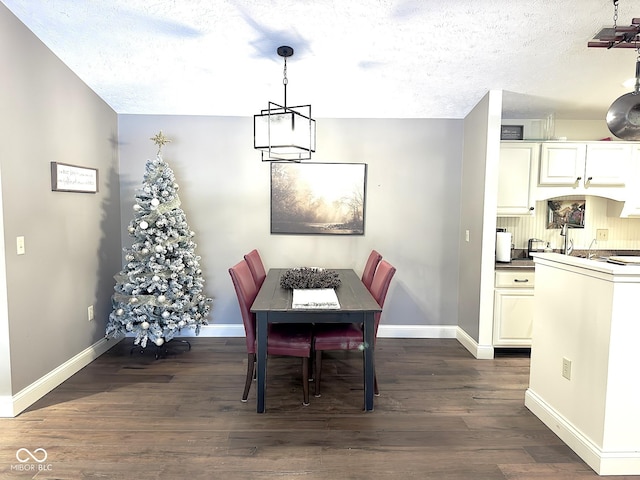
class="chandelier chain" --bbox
[613,0,619,29]
[282,57,288,108]
[283,57,288,86]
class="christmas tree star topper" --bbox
[150,131,171,154]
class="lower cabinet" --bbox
[493,270,535,347]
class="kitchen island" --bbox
[526,253,640,476]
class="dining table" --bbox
[250,268,382,413]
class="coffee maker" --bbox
[527,238,546,258]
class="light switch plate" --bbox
[16,236,25,255]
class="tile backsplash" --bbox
[496,196,640,251]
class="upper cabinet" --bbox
[608,145,640,217]
[497,142,539,216]
[538,143,586,186]
[535,142,632,201]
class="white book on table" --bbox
[292,288,340,309]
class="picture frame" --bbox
[51,162,98,193]
[500,125,524,140]
[547,199,585,229]
[271,162,366,235]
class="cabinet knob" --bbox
[587,176,593,181]
[576,176,582,181]
[514,279,529,283]
[529,206,535,211]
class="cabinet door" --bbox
[539,143,586,186]
[497,143,539,216]
[584,143,630,186]
[493,289,534,346]
[613,145,640,216]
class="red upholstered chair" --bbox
[313,260,396,397]
[361,249,382,291]
[229,259,313,406]
[244,249,267,288]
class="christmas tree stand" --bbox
[130,339,192,360]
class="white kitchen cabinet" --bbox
[497,142,539,216]
[493,270,534,347]
[585,143,632,185]
[538,142,630,188]
[607,144,640,217]
[538,143,585,185]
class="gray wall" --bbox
[118,115,464,333]
[457,91,501,346]
[0,4,121,394]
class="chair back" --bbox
[369,260,396,337]
[244,249,267,288]
[229,260,259,353]
[361,249,382,290]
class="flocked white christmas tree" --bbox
[106,132,211,348]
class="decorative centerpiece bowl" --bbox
[279,267,341,289]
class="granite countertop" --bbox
[495,249,640,271]
[532,252,640,276]
[495,258,535,269]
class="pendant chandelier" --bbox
[254,46,316,162]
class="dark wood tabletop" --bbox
[251,268,381,314]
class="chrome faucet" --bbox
[560,223,576,255]
[587,238,598,260]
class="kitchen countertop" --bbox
[496,250,640,271]
[495,258,535,270]
[532,252,640,278]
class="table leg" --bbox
[362,312,375,411]
[256,312,268,413]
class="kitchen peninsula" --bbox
[525,253,640,476]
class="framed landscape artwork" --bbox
[271,162,366,235]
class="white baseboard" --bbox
[0,337,121,418]
[168,323,246,337]
[178,323,459,339]
[455,327,494,359]
[525,388,640,476]
[377,324,457,338]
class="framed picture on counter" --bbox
[500,125,524,140]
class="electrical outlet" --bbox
[596,229,609,241]
[87,305,94,322]
[562,357,572,380]
[465,230,470,242]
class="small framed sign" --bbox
[51,162,98,193]
[500,125,524,140]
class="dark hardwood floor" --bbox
[1,337,636,479]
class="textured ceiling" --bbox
[2,0,638,120]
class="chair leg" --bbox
[302,357,310,406]
[242,353,255,402]
[314,350,323,397]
